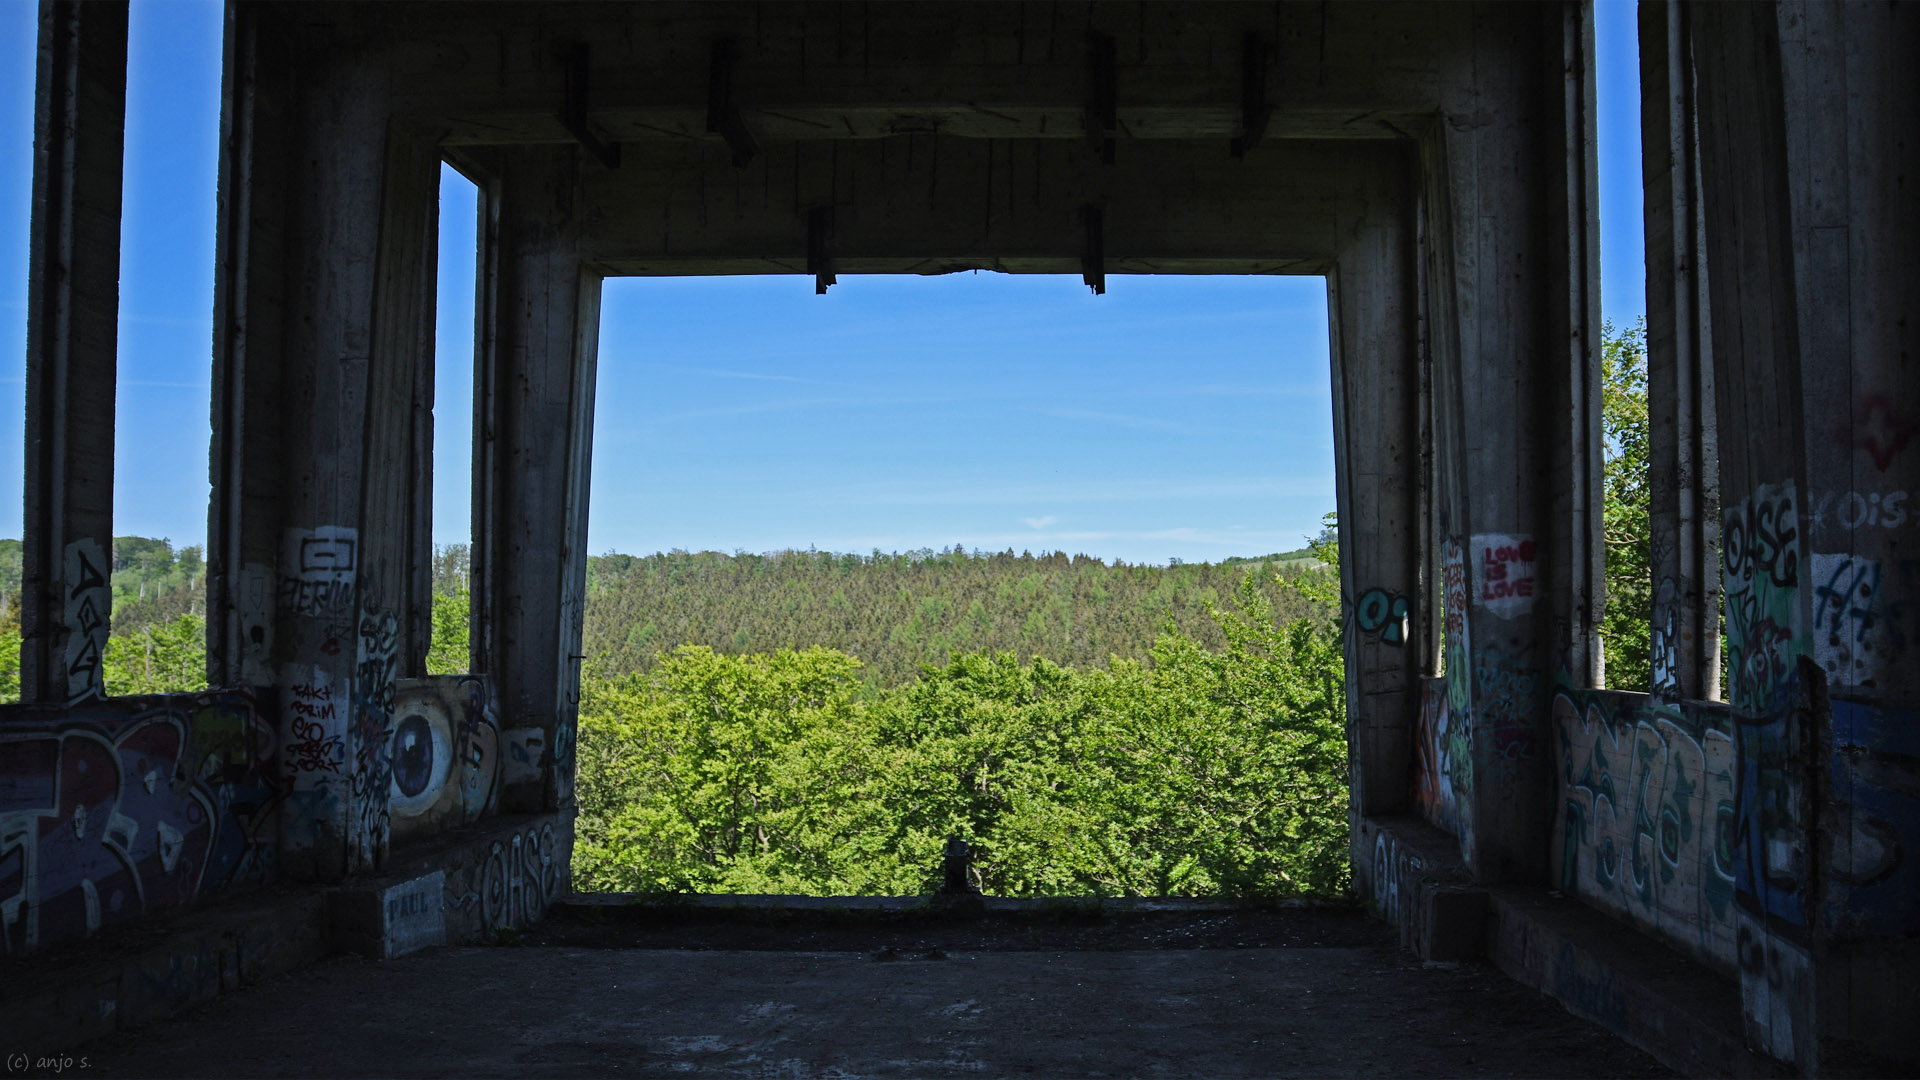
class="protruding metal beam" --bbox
[707,38,758,168]
[1085,31,1116,164]
[1231,33,1271,159]
[562,42,620,170]
[808,207,835,294]
[1081,205,1105,295]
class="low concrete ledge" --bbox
[0,812,573,1052]
[1484,887,1788,1079]
[0,888,327,1053]
[559,892,1336,921]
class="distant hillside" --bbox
[583,546,1336,688]
[0,536,206,630]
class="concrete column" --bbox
[481,147,600,813]
[225,21,438,880]
[1638,1,1721,703]
[1691,1,1920,1069]
[209,4,292,692]
[1419,3,1589,885]
[1328,148,1422,823]
[20,1,127,705]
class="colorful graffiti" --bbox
[1354,587,1409,645]
[1553,687,1738,969]
[1810,552,1886,688]
[388,676,500,842]
[1413,678,1465,835]
[349,612,399,872]
[443,821,561,935]
[1474,651,1539,764]
[1723,484,1806,714]
[0,692,281,955]
[1827,698,1920,936]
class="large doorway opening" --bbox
[566,272,1349,898]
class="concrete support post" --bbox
[236,27,437,880]
[1690,1,1920,1070]
[1418,3,1581,886]
[1328,150,1422,823]
[209,4,291,691]
[20,0,127,705]
[482,147,600,813]
[1638,2,1720,704]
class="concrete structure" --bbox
[3,2,1914,1075]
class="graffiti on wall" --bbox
[1354,588,1409,645]
[278,526,357,620]
[389,676,500,842]
[1553,687,1738,968]
[444,821,560,935]
[1650,577,1681,700]
[1827,699,1920,935]
[1806,489,1910,531]
[1474,651,1539,764]
[62,539,112,703]
[1810,552,1886,688]
[1854,392,1913,472]
[349,612,399,872]
[1723,484,1805,714]
[0,692,281,955]
[1413,678,1465,836]
[1472,534,1537,619]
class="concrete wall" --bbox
[0,692,280,955]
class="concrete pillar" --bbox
[1638,2,1721,704]
[1419,3,1597,885]
[1328,148,1422,823]
[20,1,127,705]
[209,4,292,692]
[209,12,440,880]
[1690,1,1920,1069]
[480,147,601,813]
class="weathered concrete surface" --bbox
[68,940,1666,1078]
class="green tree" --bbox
[1600,318,1652,691]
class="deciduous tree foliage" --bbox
[574,560,1350,899]
[1600,319,1653,691]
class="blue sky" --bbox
[0,1,1646,567]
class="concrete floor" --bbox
[66,931,1669,1078]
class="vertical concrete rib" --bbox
[21,0,127,704]
[1639,1,1720,703]
[484,147,596,812]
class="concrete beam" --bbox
[570,136,1407,272]
[353,1,1475,146]
[20,1,127,704]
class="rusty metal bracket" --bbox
[1082,205,1105,295]
[808,207,836,294]
[1086,31,1116,164]
[562,42,620,170]
[1231,33,1271,159]
[707,38,758,168]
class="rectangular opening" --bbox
[98,2,223,697]
[426,163,480,675]
[572,272,1348,899]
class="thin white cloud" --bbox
[798,476,1335,507]
[644,362,815,383]
[1021,515,1059,530]
[1044,407,1185,433]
